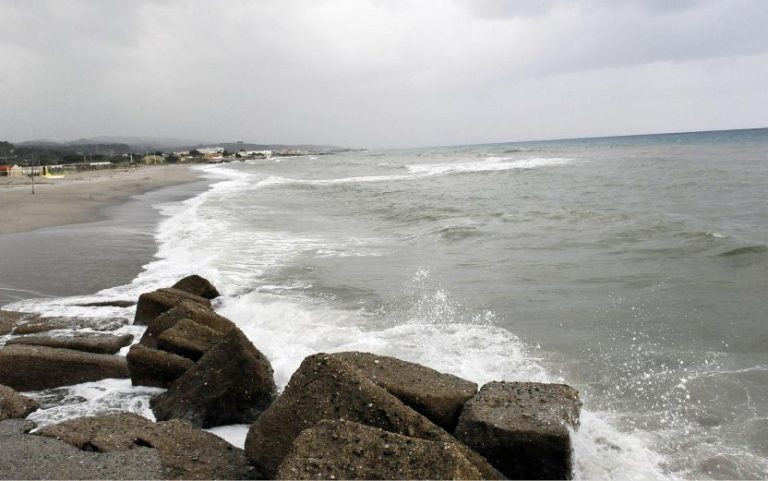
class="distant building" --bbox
[277,149,304,156]
[141,155,165,165]
[198,147,224,155]
[203,152,224,163]
[0,164,23,177]
[239,150,272,159]
[21,165,49,176]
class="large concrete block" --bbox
[455,381,581,480]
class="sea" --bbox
[1,127,767,479]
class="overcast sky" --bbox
[1,0,767,148]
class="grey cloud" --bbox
[459,0,711,19]
[0,0,766,147]
[460,0,562,18]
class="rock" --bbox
[13,316,127,335]
[139,301,235,348]
[455,381,582,480]
[36,412,258,480]
[126,344,194,388]
[276,419,482,480]
[134,288,212,325]
[0,310,38,336]
[156,318,223,361]
[0,427,163,479]
[172,275,220,300]
[152,327,276,428]
[0,384,40,420]
[245,353,502,479]
[6,333,134,355]
[76,300,136,308]
[0,345,129,391]
[331,351,477,431]
[0,418,37,435]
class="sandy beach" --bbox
[0,165,200,235]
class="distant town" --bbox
[0,139,361,177]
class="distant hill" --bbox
[77,136,211,151]
[15,137,354,154]
[16,142,133,156]
[214,142,347,153]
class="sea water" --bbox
[3,128,768,479]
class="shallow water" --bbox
[4,128,768,479]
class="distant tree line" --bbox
[0,141,14,158]
[0,141,191,166]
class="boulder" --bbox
[6,333,134,355]
[127,344,194,388]
[134,288,212,325]
[35,413,258,480]
[0,345,129,391]
[0,418,163,480]
[152,327,276,428]
[156,318,223,361]
[0,384,40,420]
[455,381,582,480]
[139,301,235,348]
[331,351,477,430]
[276,419,482,480]
[172,275,220,300]
[245,353,501,479]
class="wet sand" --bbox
[0,165,209,305]
[0,165,200,235]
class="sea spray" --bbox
[6,131,768,477]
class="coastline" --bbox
[1,164,200,235]
[0,165,210,305]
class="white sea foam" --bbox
[206,424,250,449]
[573,411,678,480]
[26,379,163,429]
[406,156,572,176]
[217,281,675,479]
[241,156,573,187]
[3,156,681,479]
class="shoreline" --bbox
[1,164,201,236]
[0,166,211,305]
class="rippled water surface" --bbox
[5,128,768,479]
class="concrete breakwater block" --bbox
[455,381,582,480]
[134,288,211,325]
[3,276,584,480]
[331,351,478,431]
[13,316,126,335]
[172,274,221,300]
[151,327,276,428]
[0,384,40,420]
[276,419,483,480]
[0,344,129,391]
[126,277,278,430]
[245,353,502,479]
[6,333,134,355]
[156,318,223,361]
[139,300,235,348]
[0,310,39,336]
[76,300,136,308]
[36,412,259,480]
[0,419,163,480]
[127,344,194,388]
